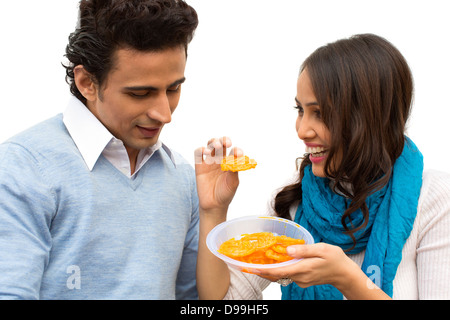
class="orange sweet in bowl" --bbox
[218,232,305,264]
[207,216,314,273]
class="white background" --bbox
[1,0,449,300]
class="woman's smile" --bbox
[305,144,329,164]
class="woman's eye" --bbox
[294,105,304,114]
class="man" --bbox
[0,0,199,299]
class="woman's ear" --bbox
[74,65,98,102]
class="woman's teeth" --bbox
[306,146,327,157]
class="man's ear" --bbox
[74,65,98,102]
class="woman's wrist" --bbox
[333,258,391,300]
[332,258,363,294]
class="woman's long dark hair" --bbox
[274,34,414,251]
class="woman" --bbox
[195,34,450,300]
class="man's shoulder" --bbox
[1,114,74,161]
[5,114,67,146]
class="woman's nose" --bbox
[296,115,315,140]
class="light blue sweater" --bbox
[0,115,199,299]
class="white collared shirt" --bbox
[62,97,174,179]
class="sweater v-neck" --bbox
[97,155,146,191]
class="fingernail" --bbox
[287,246,296,255]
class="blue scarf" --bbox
[281,137,423,299]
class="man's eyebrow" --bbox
[124,77,186,91]
[169,77,186,87]
[295,97,319,107]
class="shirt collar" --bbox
[62,96,176,171]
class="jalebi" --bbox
[221,155,257,172]
[218,232,305,264]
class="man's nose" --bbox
[147,94,172,124]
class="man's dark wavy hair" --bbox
[63,0,198,104]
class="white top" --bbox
[224,169,450,300]
[62,97,175,178]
